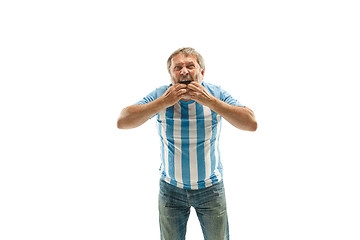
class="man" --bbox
[117,47,257,240]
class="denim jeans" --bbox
[158,179,229,240]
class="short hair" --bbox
[167,47,205,73]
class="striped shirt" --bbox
[135,82,244,189]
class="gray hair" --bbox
[167,47,205,73]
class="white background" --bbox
[1,0,359,239]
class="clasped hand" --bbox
[162,82,215,107]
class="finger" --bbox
[179,88,187,94]
[186,84,196,90]
[174,89,187,98]
[188,81,202,87]
[174,82,187,86]
[186,90,197,97]
[186,84,201,92]
[174,83,188,90]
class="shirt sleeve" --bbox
[220,88,245,107]
[134,89,158,105]
[134,85,169,105]
[133,85,169,119]
[203,82,245,107]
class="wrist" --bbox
[206,96,219,109]
[157,96,170,109]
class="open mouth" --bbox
[180,80,192,84]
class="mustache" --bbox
[179,75,193,82]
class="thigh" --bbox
[192,181,229,240]
[158,180,191,240]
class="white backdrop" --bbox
[1,0,359,239]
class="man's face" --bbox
[169,53,204,85]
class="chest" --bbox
[157,102,221,141]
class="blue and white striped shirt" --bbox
[136,82,244,189]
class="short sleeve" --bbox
[220,89,245,107]
[133,85,170,119]
[134,85,169,105]
[134,89,158,105]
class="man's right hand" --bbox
[160,83,188,108]
[117,84,188,129]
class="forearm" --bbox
[117,97,167,129]
[117,84,188,129]
[209,98,257,131]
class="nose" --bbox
[180,66,189,75]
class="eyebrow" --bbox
[174,61,196,66]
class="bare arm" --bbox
[117,83,188,129]
[117,98,167,129]
[209,100,257,131]
[187,82,257,131]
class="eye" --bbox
[174,66,182,71]
[187,64,195,69]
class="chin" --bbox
[181,96,191,100]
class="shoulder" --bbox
[202,81,244,107]
[147,84,170,98]
[202,82,225,97]
[155,85,170,96]
[135,84,170,105]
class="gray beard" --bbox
[181,95,191,100]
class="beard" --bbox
[181,96,192,100]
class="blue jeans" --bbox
[158,179,229,240]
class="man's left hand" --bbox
[186,82,216,107]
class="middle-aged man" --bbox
[117,47,257,240]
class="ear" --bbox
[201,68,205,76]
